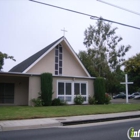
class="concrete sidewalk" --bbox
[0,111,140,131]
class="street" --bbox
[0,118,140,140]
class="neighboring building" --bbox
[0,37,95,106]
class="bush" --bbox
[94,77,105,104]
[41,73,53,106]
[88,96,96,105]
[52,98,61,106]
[104,93,111,104]
[60,101,67,106]
[74,95,84,105]
[31,98,43,107]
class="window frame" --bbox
[74,82,88,102]
[55,44,63,75]
[57,80,88,104]
[57,80,73,103]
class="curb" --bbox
[0,121,61,131]
[61,114,140,126]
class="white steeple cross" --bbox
[120,74,133,103]
[61,28,67,36]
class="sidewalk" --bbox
[0,111,140,131]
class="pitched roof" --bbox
[9,36,63,72]
[9,36,91,77]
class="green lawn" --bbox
[0,104,140,120]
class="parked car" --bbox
[128,92,140,99]
[113,93,126,99]
[134,95,140,100]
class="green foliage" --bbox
[51,98,67,106]
[105,69,125,94]
[0,51,16,70]
[79,20,131,94]
[60,101,67,106]
[124,53,140,92]
[31,98,43,107]
[41,73,53,106]
[94,77,105,104]
[74,95,84,105]
[88,96,96,105]
[52,98,61,106]
[83,20,131,70]
[78,49,107,77]
[31,92,44,107]
[104,93,111,104]
[78,50,98,77]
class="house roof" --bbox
[9,36,91,77]
[9,36,63,72]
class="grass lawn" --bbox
[0,104,140,120]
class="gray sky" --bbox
[1,0,140,72]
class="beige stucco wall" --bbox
[0,75,28,105]
[61,41,88,76]
[28,76,41,106]
[74,78,94,97]
[0,74,94,106]
[27,48,55,74]
[28,76,94,105]
[26,40,88,77]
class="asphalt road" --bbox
[0,119,140,140]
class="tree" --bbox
[79,19,131,94]
[78,49,110,77]
[78,49,98,77]
[124,53,140,92]
[106,69,125,94]
[83,20,131,71]
[0,52,16,70]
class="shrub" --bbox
[94,77,105,104]
[60,101,67,106]
[74,95,84,105]
[31,98,43,107]
[104,93,111,104]
[52,98,67,106]
[41,73,53,106]
[52,98,61,106]
[88,96,96,105]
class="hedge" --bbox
[94,77,105,104]
[41,73,53,106]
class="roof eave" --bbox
[22,37,64,73]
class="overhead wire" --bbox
[29,0,140,30]
[97,0,140,16]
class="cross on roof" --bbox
[61,28,67,36]
[120,74,133,103]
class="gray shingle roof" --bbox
[9,36,63,72]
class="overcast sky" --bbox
[1,0,140,72]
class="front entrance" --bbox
[57,80,88,104]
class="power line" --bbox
[29,0,140,30]
[97,0,140,16]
